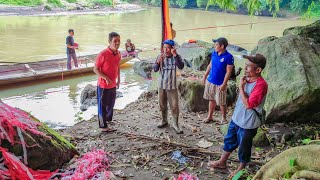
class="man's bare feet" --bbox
[228,163,247,178]
[203,117,214,123]
[207,160,227,169]
[228,168,244,178]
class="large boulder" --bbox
[133,60,153,78]
[177,40,213,71]
[0,101,78,171]
[178,69,238,112]
[80,84,123,111]
[177,40,247,71]
[251,35,320,123]
[283,20,320,44]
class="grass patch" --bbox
[0,0,42,6]
[47,0,63,7]
[92,0,112,6]
[66,0,77,3]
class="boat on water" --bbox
[0,51,138,86]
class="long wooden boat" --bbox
[0,51,137,86]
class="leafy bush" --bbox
[0,0,42,6]
[48,0,63,7]
[92,0,112,6]
[67,0,77,3]
[176,0,187,8]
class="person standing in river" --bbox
[93,32,121,133]
[66,29,78,70]
[202,37,234,124]
[153,39,184,134]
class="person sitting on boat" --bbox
[66,29,79,70]
[93,32,121,133]
[170,22,176,40]
[124,39,136,58]
[153,39,184,134]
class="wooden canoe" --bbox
[0,51,137,86]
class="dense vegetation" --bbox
[137,0,320,17]
[0,0,113,7]
[0,0,318,17]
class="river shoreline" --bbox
[0,3,144,16]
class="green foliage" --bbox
[302,138,312,144]
[282,158,297,179]
[290,0,312,13]
[48,0,63,7]
[92,0,112,6]
[305,1,320,17]
[232,169,247,180]
[67,0,77,3]
[176,0,188,8]
[197,0,207,7]
[0,0,42,6]
[206,0,237,11]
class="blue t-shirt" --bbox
[207,50,234,85]
[66,36,75,54]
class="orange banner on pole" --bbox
[161,0,172,41]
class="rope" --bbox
[176,18,294,32]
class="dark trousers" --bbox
[67,53,78,70]
[223,120,258,163]
[97,86,116,128]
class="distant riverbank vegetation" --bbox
[0,0,319,17]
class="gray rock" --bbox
[178,73,237,112]
[133,60,153,78]
[178,40,212,71]
[80,84,123,111]
[252,35,320,123]
[253,128,270,147]
[283,20,320,45]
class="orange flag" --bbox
[161,0,172,42]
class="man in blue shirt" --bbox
[66,29,78,70]
[202,37,234,124]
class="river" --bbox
[0,8,313,128]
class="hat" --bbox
[212,37,228,48]
[163,39,175,47]
[243,54,267,69]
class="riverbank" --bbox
[59,90,320,179]
[0,3,143,16]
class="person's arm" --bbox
[153,55,164,72]
[93,54,112,85]
[174,54,184,69]
[117,64,120,88]
[132,43,135,51]
[240,77,268,109]
[219,64,234,91]
[202,61,212,84]
[66,37,75,49]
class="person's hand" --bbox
[219,83,227,91]
[103,77,112,85]
[116,81,120,89]
[202,76,207,84]
[239,76,247,88]
[157,53,166,64]
[171,48,177,56]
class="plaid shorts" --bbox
[203,80,227,106]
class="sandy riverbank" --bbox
[0,3,143,16]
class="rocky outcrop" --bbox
[80,84,123,111]
[178,69,238,112]
[283,20,320,44]
[177,40,213,71]
[133,60,153,78]
[252,35,320,123]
